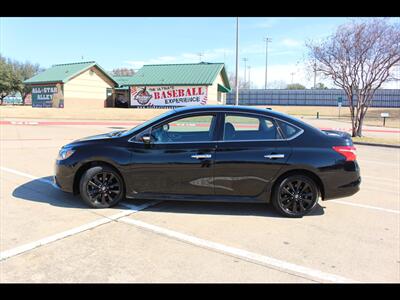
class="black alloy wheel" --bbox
[272,175,319,218]
[80,166,124,208]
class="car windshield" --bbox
[119,109,177,137]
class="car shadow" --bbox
[12,177,325,218]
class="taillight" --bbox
[332,146,357,161]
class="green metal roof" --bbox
[218,84,230,93]
[122,62,231,91]
[24,61,118,86]
[112,76,137,87]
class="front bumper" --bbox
[54,160,75,193]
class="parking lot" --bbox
[0,121,399,283]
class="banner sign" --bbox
[31,85,64,108]
[130,86,208,107]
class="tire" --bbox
[79,165,125,208]
[272,174,319,218]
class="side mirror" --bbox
[142,134,151,144]
[163,124,170,131]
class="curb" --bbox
[353,142,400,149]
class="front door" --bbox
[213,112,292,200]
[125,113,218,198]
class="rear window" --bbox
[276,120,302,139]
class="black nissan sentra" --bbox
[54,105,361,217]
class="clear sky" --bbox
[1,17,398,88]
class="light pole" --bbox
[198,52,204,62]
[290,72,295,84]
[264,37,272,89]
[248,66,251,88]
[242,58,248,87]
[235,17,239,106]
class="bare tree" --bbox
[228,72,250,89]
[307,18,400,137]
[268,80,288,89]
[112,68,136,76]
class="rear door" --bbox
[213,112,292,199]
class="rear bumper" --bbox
[322,161,361,200]
[323,177,361,200]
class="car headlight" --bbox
[57,148,75,160]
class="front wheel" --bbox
[272,174,319,218]
[79,165,125,208]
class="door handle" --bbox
[264,154,285,159]
[191,154,212,159]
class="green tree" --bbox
[8,58,42,105]
[0,56,20,105]
[313,83,328,89]
[286,83,306,90]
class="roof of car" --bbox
[173,105,284,116]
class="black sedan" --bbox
[54,105,361,217]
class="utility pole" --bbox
[198,52,204,62]
[248,66,251,89]
[264,37,272,89]
[242,58,248,87]
[290,72,295,84]
[235,17,239,106]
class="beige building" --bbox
[113,62,231,108]
[25,61,118,108]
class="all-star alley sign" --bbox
[31,86,58,107]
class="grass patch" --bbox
[352,136,400,146]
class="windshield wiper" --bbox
[109,130,126,137]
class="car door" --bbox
[124,113,218,198]
[213,112,292,200]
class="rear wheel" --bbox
[79,165,124,208]
[272,174,319,218]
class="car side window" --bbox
[223,114,281,141]
[151,114,216,143]
[276,120,302,139]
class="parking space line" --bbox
[362,175,399,184]
[361,185,400,194]
[0,201,160,261]
[119,217,357,283]
[0,166,52,184]
[330,200,400,214]
[358,159,400,166]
